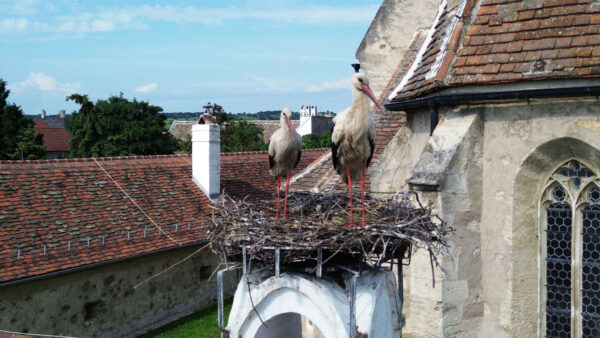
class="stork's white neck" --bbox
[280,115,291,134]
[348,86,370,120]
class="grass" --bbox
[139,299,232,338]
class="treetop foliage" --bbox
[66,93,179,157]
[221,120,268,152]
[0,79,46,160]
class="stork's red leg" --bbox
[276,175,281,219]
[345,160,354,225]
[283,175,291,218]
[361,161,366,226]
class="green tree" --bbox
[0,79,46,160]
[221,121,268,152]
[179,133,192,154]
[66,93,179,157]
[302,130,332,150]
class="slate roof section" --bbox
[34,121,71,152]
[391,0,600,101]
[0,150,326,284]
[33,115,66,129]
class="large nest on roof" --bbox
[206,192,452,270]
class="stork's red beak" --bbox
[361,84,383,110]
[286,116,295,141]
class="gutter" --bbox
[384,85,600,111]
[0,240,208,288]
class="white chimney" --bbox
[191,121,220,201]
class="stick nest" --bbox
[206,192,452,269]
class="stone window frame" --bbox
[539,159,600,337]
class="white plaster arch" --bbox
[228,273,349,338]
[226,269,401,338]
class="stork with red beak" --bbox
[269,108,302,218]
[331,64,383,225]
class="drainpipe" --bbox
[384,85,600,111]
[428,101,438,136]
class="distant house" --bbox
[296,105,334,137]
[33,110,68,129]
[0,125,326,337]
[168,120,197,141]
[33,121,71,159]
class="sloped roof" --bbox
[33,115,66,129]
[168,120,197,141]
[34,121,71,152]
[390,0,600,102]
[0,150,325,284]
[222,149,326,199]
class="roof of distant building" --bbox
[33,114,67,129]
[34,121,71,153]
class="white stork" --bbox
[269,108,302,218]
[331,65,383,225]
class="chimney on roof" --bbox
[59,110,66,119]
[192,118,220,201]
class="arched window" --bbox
[541,160,600,337]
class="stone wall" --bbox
[385,97,600,337]
[356,0,439,98]
[478,98,600,337]
[0,245,238,337]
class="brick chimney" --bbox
[191,118,220,201]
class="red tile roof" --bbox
[221,149,327,200]
[0,150,326,284]
[391,0,600,101]
[34,121,71,152]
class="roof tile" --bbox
[391,0,600,102]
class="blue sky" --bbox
[0,0,381,116]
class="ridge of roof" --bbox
[0,154,189,165]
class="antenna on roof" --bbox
[351,63,360,73]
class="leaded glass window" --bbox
[546,185,572,337]
[582,187,600,337]
[542,160,600,338]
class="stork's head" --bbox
[351,73,383,110]
[281,108,295,141]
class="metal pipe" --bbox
[349,273,358,338]
[428,101,438,135]
[275,248,280,277]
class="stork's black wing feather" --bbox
[293,150,302,169]
[366,134,375,168]
[269,153,275,170]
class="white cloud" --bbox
[0,18,29,32]
[8,72,80,94]
[134,82,158,93]
[305,79,348,92]
[0,4,378,35]
[0,0,40,16]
